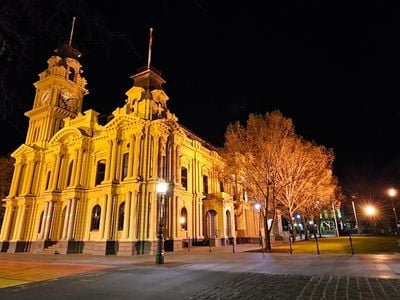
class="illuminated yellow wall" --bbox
[0,46,258,255]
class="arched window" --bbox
[68,67,75,81]
[66,160,74,186]
[90,205,101,231]
[118,202,125,231]
[180,207,188,230]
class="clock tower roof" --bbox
[55,43,82,60]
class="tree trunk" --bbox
[303,217,309,240]
[289,211,296,242]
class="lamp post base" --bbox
[156,253,164,264]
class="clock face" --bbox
[41,90,51,105]
[59,90,78,113]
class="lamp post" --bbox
[351,195,361,234]
[387,188,398,232]
[156,181,168,264]
[254,203,264,256]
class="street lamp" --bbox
[156,181,168,264]
[387,188,398,232]
[364,204,377,235]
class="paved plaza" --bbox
[1,244,400,299]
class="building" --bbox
[0,41,267,255]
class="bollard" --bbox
[187,236,190,252]
[289,235,293,254]
[348,232,355,255]
[314,233,320,255]
[232,237,235,254]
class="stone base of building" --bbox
[116,241,155,256]
[7,241,30,253]
[220,237,236,246]
[236,236,259,244]
[30,240,56,253]
[56,241,84,254]
[0,241,9,252]
[83,241,117,255]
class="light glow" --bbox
[156,181,168,193]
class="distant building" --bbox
[0,42,264,255]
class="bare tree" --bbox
[223,111,295,251]
[276,138,335,240]
[300,176,338,239]
[0,156,15,229]
[0,0,138,130]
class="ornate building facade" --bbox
[0,43,266,256]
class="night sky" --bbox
[1,1,400,193]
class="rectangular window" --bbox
[95,160,106,185]
[219,180,224,193]
[66,161,74,187]
[45,171,51,190]
[181,167,188,190]
[203,175,208,195]
[122,153,129,179]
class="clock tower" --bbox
[24,43,88,147]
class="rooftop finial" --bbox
[68,16,76,46]
[147,28,153,69]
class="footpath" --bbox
[0,244,400,299]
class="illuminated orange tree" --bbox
[223,111,295,251]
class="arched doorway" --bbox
[206,210,218,238]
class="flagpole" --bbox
[147,28,153,69]
[69,17,76,46]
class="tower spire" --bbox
[147,28,153,69]
[68,16,76,46]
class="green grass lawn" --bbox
[270,236,400,254]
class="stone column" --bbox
[38,202,49,240]
[0,205,13,240]
[127,135,135,178]
[104,194,113,240]
[10,163,22,197]
[105,140,113,181]
[99,196,107,239]
[62,200,71,240]
[50,154,61,190]
[13,204,27,240]
[22,161,34,195]
[74,149,83,186]
[133,135,141,179]
[122,192,131,239]
[66,198,77,240]
[70,149,79,186]
[43,201,54,240]
[109,140,118,182]
[199,199,204,238]
[176,146,181,185]
[129,192,137,240]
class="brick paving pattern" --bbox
[190,273,400,300]
[0,259,111,288]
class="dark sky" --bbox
[1,1,400,191]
